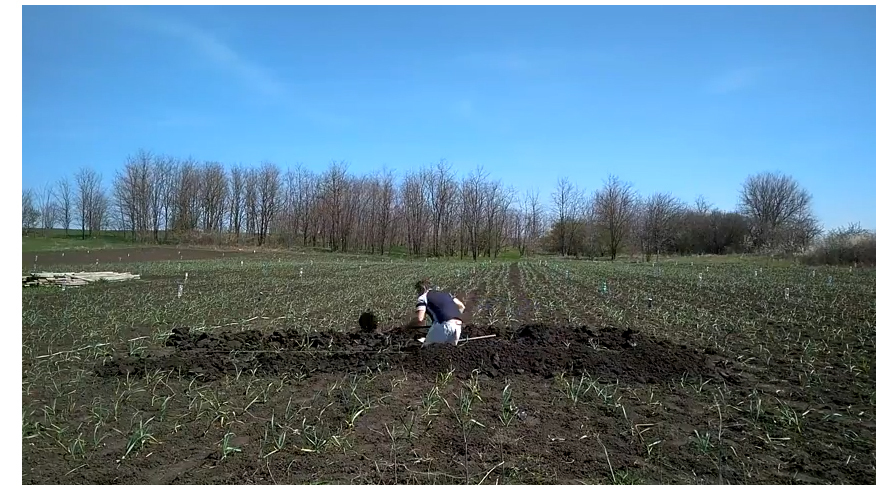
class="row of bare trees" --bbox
[544,172,822,260]
[24,151,829,258]
[23,167,106,239]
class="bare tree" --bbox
[112,149,153,240]
[151,155,175,242]
[637,192,683,261]
[22,188,39,234]
[75,166,103,239]
[594,175,638,260]
[256,162,281,246]
[739,171,816,251]
[90,189,109,235]
[423,160,457,256]
[582,190,600,258]
[351,176,379,252]
[520,189,543,256]
[111,172,131,238]
[482,179,513,258]
[298,167,320,247]
[318,161,350,251]
[551,177,585,256]
[695,194,712,215]
[459,166,488,260]
[373,166,395,255]
[638,193,682,261]
[244,168,258,240]
[134,150,153,237]
[228,164,245,240]
[281,165,301,245]
[171,158,201,233]
[54,177,73,236]
[199,161,229,237]
[37,183,57,231]
[401,168,428,255]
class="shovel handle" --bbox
[418,334,496,344]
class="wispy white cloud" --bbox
[706,67,762,94]
[112,8,355,128]
[122,9,287,100]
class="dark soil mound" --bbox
[97,324,728,384]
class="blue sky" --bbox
[22,5,875,230]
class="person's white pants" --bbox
[424,321,462,346]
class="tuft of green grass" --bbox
[122,416,157,460]
[692,430,713,454]
[220,432,242,459]
[499,381,519,427]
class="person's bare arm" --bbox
[409,296,428,327]
[410,308,427,326]
[453,297,466,314]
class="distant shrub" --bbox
[800,223,875,266]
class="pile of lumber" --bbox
[22,271,141,288]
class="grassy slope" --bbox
[22,229,142,252]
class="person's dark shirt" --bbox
[416,290,461,323]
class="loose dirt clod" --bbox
[358,311,378,331]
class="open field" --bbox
[22,249,875,484]
[22,230,140,253]
[24,247,267,269]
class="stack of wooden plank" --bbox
[22,271,141,288]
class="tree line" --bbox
[22,149,838,260]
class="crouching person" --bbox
[410,279,465,346]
